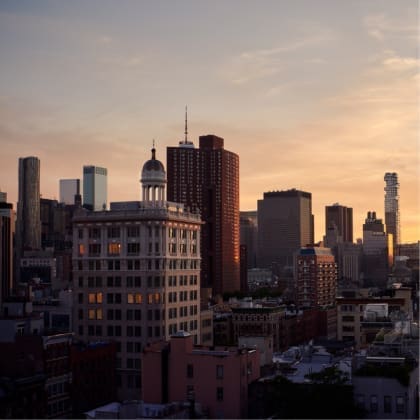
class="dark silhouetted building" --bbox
[167,134,240,296]
[16,157,41,256]
[325,203,353,244]
[257,189,314,270]
[0,193,13,303]
[240,211,257,269]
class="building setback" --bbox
[73,147,201,400]
[167,132,240,297]
[257,189,314,270]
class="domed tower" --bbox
[140,144,166,207]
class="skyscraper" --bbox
[384,172,400,249]
[167,127,240,296]
[240,211,258,269]
[257,189,314,270]
[83,166,107,211]
[59,179,80,205]
[325,203,353,244]
[0,192,13,303]
[16,156,41,255]
[73,146,201,400]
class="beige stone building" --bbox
[73,146,202,400]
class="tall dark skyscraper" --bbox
[0,192,13,303]
[167,124,240,296]
[257,189,314,270]
[16,156,41,256]
[384,172,400,249]
[325,203,353,243]
[240,211,258,269]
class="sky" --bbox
[0,0,418,243]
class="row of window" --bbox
[187,364,224,379]
[82,291,199,308]
[76,259,199,271]
[79,226,198,240]
[356,394,405,414]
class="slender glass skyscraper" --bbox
[83,166,107,211]
[384,172,400,249]
[17,156,41,254]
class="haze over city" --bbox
[0,0,418,242]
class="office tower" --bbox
[16,157,41,255]
[240,211,258,269]
[295,247,337,309]
[59,179,80,205]
[0,192,13,303]
[362,211,389,286]
[257,189,314,270]
[73,146,201,400]
[384,172,400,249]
[167,131,240,296]
[83,166,107,211]
[325,203,353,244]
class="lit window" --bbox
[78,244,85,256]
[127,293,134,304]
[88,309,96,319]
[88,293,96,304]
[108,243,121,255]
[96,292,103,304]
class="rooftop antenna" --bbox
[184,105,188,144]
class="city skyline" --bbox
[0,0,418,243]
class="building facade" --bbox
[83,166,107,211]
[59,179,80,205]
[240,211,258,269]
[16,156,41,256]
[0,193,13,303]
[325,203,353,244]
[295,247,337,309]
[257,189,314,270]
[73,147,201,400]
[142,331,260,419]
[384,172,400,250]
[167,134,240,296]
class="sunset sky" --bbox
[0,0,418,243]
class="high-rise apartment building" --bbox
[83,166,107,211]
[73,147,201,400]
[16,157,41,256]
[59,179,80,205]
[295,247,337,309]
[0,192,13,303]
[325,203,353,244]
[257,189,314,270]
[240,211,258,269]
[167,133,240,296]
[384,172,400,249]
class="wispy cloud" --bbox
[364,13,418,42]
[222,27,333,85]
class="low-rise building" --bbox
[142,331,260,419]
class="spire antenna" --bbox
[184,105,188,144]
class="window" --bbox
[216,387,224,401]
[187,364,194,378]
[78,244,85,256]
[216,365,224,379]
[89,243,101,256]
[370,395,378,412]
[127,243,140,255]
[108,243,121,255]
[396,396,404,413]
[127,226,140,237]
[107,227,120,238]
[384,396,392,413]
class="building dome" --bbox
[141,147,166,183]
